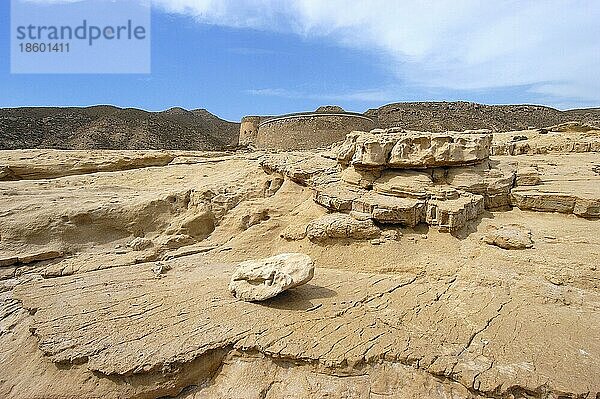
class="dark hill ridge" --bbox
[2,102,600,150]
[366,101,600,132]
[0,105,239,150]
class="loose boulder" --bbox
[229,253,315,301]
[483,224,534,250]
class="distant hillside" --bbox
[365,101,600,132]
[3,102,600,151]
[0,106,239,150]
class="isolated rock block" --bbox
[229,253,315,301]
[306,213,380,242]
[483,224,533,250]
[425,188,484,232]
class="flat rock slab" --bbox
[503,152,600,218]
[0,149,176,180]
[511,185,600,217]
[12,260,600,397]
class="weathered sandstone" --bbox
[483,224,534,250]
[352,191,426,226]
[372,170,433,198]
[338,129,492,168]
[306,213,380,241]
[425,188,484,232]
[228,253,315,301]
[1,142,599,399]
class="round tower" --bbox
[239,116,261,147]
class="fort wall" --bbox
[251,112,375,150]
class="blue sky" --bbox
[1,1,599,121]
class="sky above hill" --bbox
[1,0,599,121]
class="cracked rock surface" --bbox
[9,259,600,399]
[0,145,599,399]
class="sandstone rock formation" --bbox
[309,128,495,232]
[0,128,599,399]
[228,253,315,301]
[515,165,541,186]
[338,129,492,168]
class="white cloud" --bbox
[32,0,600,107]
[150,0,600,107]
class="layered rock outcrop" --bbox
[313,128,499,232]
[260,128,599,234]
[338,129,492,168]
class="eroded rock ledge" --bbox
[9,260,599,399]
[262,128,600,234]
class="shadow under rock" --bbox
[452,210,496,240]
[259,283,337,311]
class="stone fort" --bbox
[239,106,376,150]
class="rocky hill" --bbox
[3,102,600,151]
[366,101,600,132]
[0,105,239,150]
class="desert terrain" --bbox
[0,113,599,399]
